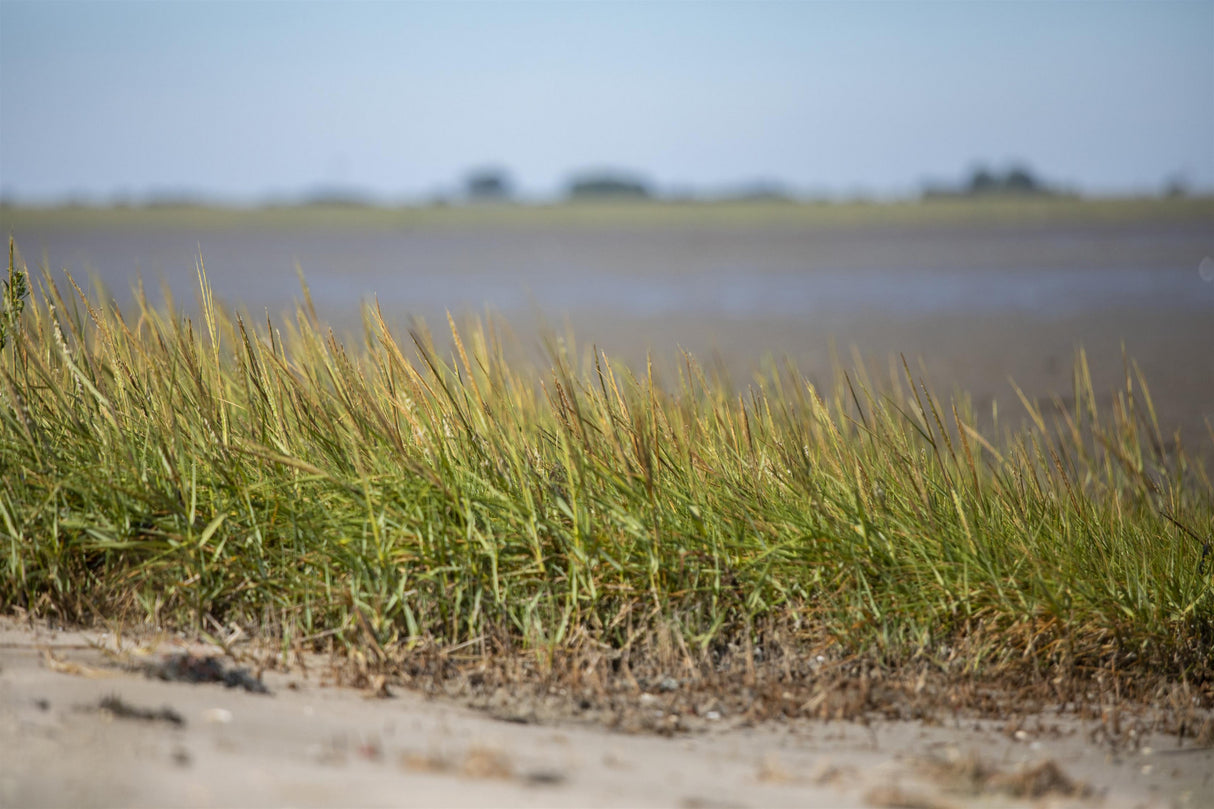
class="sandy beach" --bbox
[2,615,1210,809]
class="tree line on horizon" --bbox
[391,161,1191,204]
[462,163,1075,204]
[1,163,1197,209]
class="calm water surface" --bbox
[10,220,1214,321]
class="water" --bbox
[9,219,1213,320]
[308,263,1214,319]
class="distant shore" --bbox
[4,194,1214,232]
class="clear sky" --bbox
[1,0,1211,202]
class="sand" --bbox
[2,616,1209,809]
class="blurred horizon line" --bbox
[3,160,1207,210]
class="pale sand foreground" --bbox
[1,617,1209,809]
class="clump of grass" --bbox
[0,237,30,351]
[0,245,1211,690]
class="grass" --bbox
[0,238,1211,698]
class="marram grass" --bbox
[1,244,1211,682]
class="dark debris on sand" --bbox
[145,653,270,694]
[97,694,185,726]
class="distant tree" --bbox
[1003,164,1040,193]
[967,165,998,195]
[566,171,652,200]
[923,163,1057,200]
[1162,173,1189,199]
[464,167,513,202]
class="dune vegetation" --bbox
[1,237,1211,710]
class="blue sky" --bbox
[1,1,1211,202]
